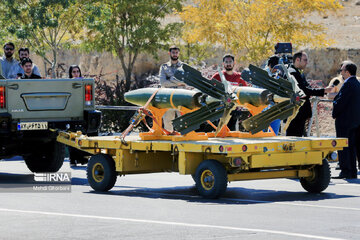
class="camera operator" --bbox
[286,51,333,136]
[265,55,281,77]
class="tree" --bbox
[0,0,82,77]
[179,0,342,63]
[82,0,183,91]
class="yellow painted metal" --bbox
[57,130,345,183]
[228,169,312,181]
[115,149,173,173]
[92,163,105,183]
[131,142,151,151]
[250,151,322,168]
[200,170,215,190]
[311,138,348,149]
[151,142,172,151]
[178,152,203,175]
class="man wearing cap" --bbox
[159,46,185,131]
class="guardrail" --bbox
[95,105,139,111]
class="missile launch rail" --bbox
[57,131,346,199]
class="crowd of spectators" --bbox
[0,42,83,80]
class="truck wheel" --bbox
[300,159,331,193]
[24,141,65,173]
[194,160,228,199]
[87,154,117,191]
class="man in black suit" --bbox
[332,61,360,179]
[286,51,333,136]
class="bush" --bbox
[95,73,158,133]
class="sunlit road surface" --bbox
[0,157,359,240]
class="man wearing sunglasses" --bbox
[0,42,19,79]
[286,51,333,137]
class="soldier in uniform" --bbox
[159,46,186,132]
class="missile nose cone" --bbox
[124,90,138,105]
[124,88,156,106]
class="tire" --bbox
[300,159,331,193]
[24,141,65,173]
[87,154,117,191]
[194,160,228,199]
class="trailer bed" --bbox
[57,131,347,198]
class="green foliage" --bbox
[82,0,183,91]
[95,75,153,132]
[178,42,217,67]
[0,0,82,77]
[95,76,133,132]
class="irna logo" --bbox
[34,172,71,182]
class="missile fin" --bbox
[173,101,225,135]
[174,63,226,100]
[242,64,294,98]
[242,100,303,134]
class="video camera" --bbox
[275,42,293,65]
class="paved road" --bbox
[0,157,359,240]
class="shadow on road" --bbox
[0,172,34,183]
[84,184,359,205]
[1,170,359,205]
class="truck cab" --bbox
[0,78,101,172]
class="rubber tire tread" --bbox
[195,160,228,199]
[24,141,65,173]
[300,159,331,193]
[87,154,117,192]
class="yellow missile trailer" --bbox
[56,64,345,199]
[57,131,346,199]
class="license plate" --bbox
[18,122,48,131]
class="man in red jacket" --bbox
[211,54,248,131]
[212,54,247,86]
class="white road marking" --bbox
[0,207,344,240]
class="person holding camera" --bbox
[286,51,333,137]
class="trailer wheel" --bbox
[87,154,117,191]
[300,159,331,193]
[195,160,228,199]
[24,141,65,173]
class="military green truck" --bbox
[0,78,101,172]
